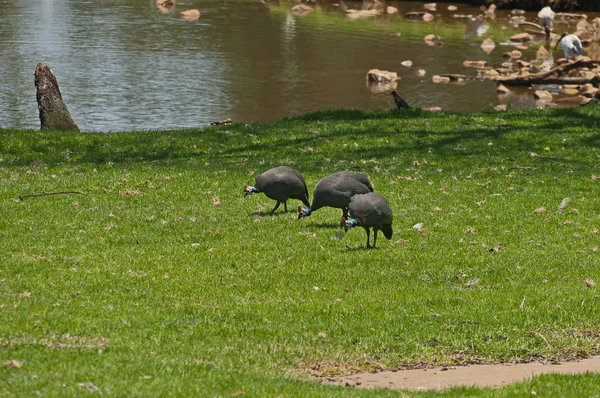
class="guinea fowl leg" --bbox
[365,228,371,249]
[372,229,378,249]
[284,200,288,213]
[340,207,349,228]
[270,201,282,214]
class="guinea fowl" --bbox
[298,171,374,222]
[243,166,310,214]
[344,192,393,248]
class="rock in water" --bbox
[34,64,79,131]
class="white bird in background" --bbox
[538,6,555,41]
[555,33,583,59]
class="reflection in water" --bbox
[0,1,597,131]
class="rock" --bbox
[432,75,450,84]
[424,34,440,46]
[366,69,398,83]
[510,33,532,42]
[582,86,599,98]
[483,69,499,78]
[515,45,529,51]
[424,3,436,11]
[448,5,458,11]
[510,50,522,59]
[463,60,487,68]
[515,60,531,69]
[536,46,550,60]
[180,9,201,20]
[401,60,413,67]
[496,84,510,94]
[534,90,553,101]
[495,104,508,111]
[387,6,398,14]
[484,4,496,18]
[495,68,513,76]
[34,64,80,132]
[481,38,495,53]
[511,9,525,14]
[291,4,313,15]
[345,9,381,19]
[416,69,427,77]
[562,88,580,96]
[510,16,526,24]
[406,11,433,22]
[366,81,397,93]
[502,52,513,61]
[424,106,442,112]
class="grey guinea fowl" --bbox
[298,171,374,221]
[344,192,393,248]
[243,166,310,214]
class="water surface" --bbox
[0,1,595,131]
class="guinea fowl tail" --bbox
[382,224,393,240]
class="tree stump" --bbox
[34,64,80,131]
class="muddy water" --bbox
[0,1,596,131]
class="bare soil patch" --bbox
[334,356,600,391]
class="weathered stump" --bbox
[34,64,79,131]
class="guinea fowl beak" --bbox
[297,205,304,219]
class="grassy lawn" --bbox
[1,107,600,396]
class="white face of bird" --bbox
[243,185,254,197]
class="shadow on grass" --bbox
[2,107,600,167]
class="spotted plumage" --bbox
[345,192,393,248]
[244,166,309,214]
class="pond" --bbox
[0,0,597,131]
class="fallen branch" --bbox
[492,59,600,86]
[18,191,85,201]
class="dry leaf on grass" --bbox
[533,207,546,213]
[212,196,221,206]
[3,360,22,368]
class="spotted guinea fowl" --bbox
[243,166,310,214]
[344,192,393,249]
[298,171,373,222]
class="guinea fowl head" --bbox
[344,218,359,232]
[243,185,256,197]
[298,205,311,219]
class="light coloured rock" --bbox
[180,9,201,20]
[291,4,313,15]
[448,5,458,12]
[536,46,550,60]
[387,6,398,14]
[423,12,434,22]
[515,60,531,69]
[424,3,436,11]
[496,84,510,94]
[481,38,495,53]
[345,9,381,19]
[534,90,553,101]
[510,50,522,59]
[463,60,487,68]
[401,60,413,67]
[366,69,398,83]
[424,34,440,45]
[432,75,450,84]
[562,88,580,95]
[495,104,508,111]
[484,69,499,78]
[424,106,442,112]
[416,69,427,77]
[510,33,532,42]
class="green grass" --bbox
[1,107,600,396]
